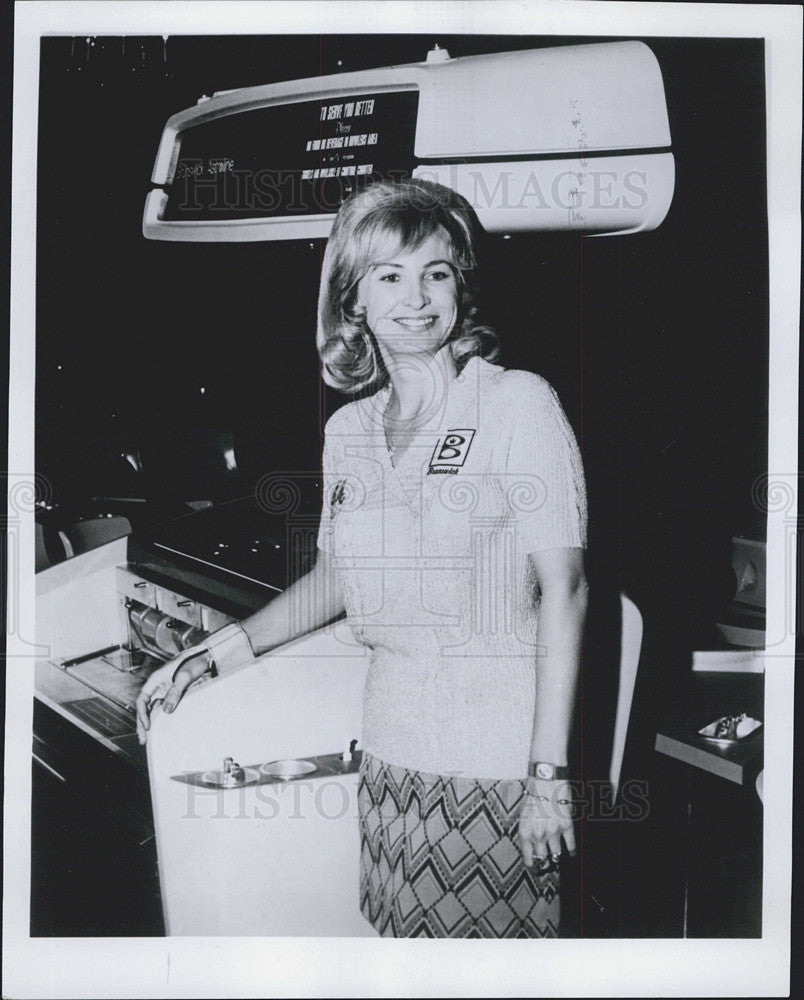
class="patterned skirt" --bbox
[358,752,560,938]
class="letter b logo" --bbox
[430,428,476,468]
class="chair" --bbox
[610,593,644,798]
[36,520,73,571]
[62,515,132,556]
[540,591,644,939]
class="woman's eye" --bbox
[378,272,400,283]
[426,270,452,282]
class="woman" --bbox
[136,178,588,938]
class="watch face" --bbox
[536,763,553,779]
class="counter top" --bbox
[654,669,764,785]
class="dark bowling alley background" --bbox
[34,34,768,935]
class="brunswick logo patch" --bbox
[428,429,476,475]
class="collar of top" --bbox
[361,354,503,433]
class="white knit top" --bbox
[317,356,587,780]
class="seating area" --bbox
[34,425,250,570]
[35,513,133,570]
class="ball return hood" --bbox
[143,40,674,241]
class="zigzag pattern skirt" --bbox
[358,752,560,938]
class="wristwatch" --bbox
[528,761,570,780]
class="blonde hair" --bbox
[317,178,499,393]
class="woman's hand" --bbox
[135,648,211,745]
[518,778,577,870]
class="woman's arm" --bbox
[518,546,588,867]
[135,549,345,742]
[240,548,346,656]
[528,546,588,766]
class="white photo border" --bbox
[5,2,801,997]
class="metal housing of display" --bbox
[143,41,675,241]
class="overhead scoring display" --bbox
[164,91,419,220]
[145,42,675,240]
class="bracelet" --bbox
[525,775,575,805]
[525,791,573,809]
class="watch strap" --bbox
[204,622,255,676]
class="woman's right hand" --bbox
[135,647,211,745]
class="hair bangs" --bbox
[353,207,449,276]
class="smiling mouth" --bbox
[394,317,438,330]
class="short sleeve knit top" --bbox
[317,355,587,780]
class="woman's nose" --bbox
[402,278,429,309]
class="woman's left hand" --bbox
[518,778,576,870]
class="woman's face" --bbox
[356,230,460,364]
